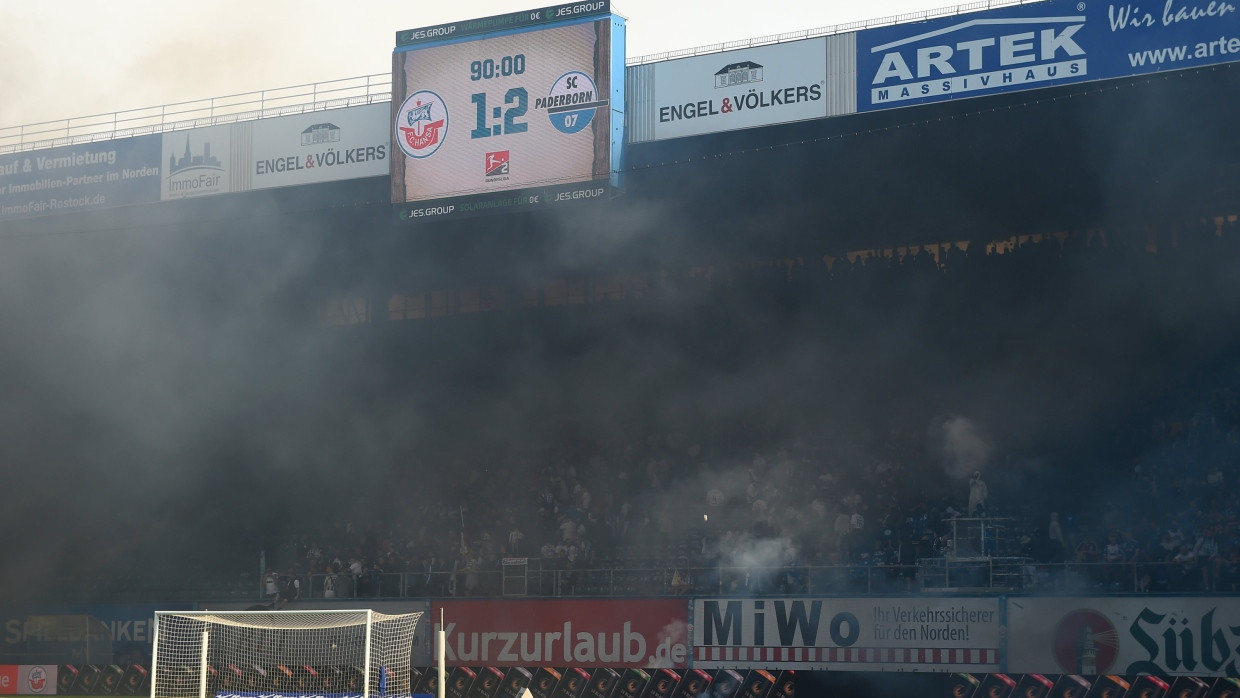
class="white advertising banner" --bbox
[652,39,828,141]
[250,103,389,190]
[0,665,55,694]
[1007,596,1240,677]
[692,597,1000,672]
[160,125,232,201]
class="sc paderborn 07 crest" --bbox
[541,71,604,135]
[396,90,449,159]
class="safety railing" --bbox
[239,560,1238,603]
[1,1,1053,154]
[0,73,392,155]
[625,0,1051,64]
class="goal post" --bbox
[151,610,423,698]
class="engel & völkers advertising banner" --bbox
[432,600,688,668]
[650,38,829,141]
[857,0,1240,112]
[249,103,389,190]
[692,597,1001,672]
[0,666,56,695]
[1007,596,1240,677]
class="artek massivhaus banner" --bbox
[856,0,1240,111]
[691,598,1001,672]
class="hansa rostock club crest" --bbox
[396,89,448,159]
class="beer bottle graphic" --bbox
[1077,626,1098,675]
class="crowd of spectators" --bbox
[257,215,1240,600]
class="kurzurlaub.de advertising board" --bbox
[857,0,1240,111]
[432,599,688,668]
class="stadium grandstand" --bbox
[3,0,1240,695]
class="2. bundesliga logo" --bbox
[396,90,448,159]
[484,151,510,179]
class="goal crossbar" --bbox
[151,610,422,698]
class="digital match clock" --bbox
[391,3,622,211]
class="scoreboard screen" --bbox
[391,3,622,219]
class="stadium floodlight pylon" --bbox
[151,610,423,698]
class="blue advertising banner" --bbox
[0,136,162,221]
[857,0,1240,112]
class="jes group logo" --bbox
[396,90,449,159]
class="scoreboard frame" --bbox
[391,2,624,222]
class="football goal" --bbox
[151,610,423,698]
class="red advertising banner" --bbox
[432,600,688,669]
[0,666,16,695]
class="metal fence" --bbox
[0,0,1054,154]
[255,560,1234,603]
[0,73,392,155]
[625,0,1052,64]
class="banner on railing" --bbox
[0,665,56,695]
[0,137,162,221]
[249,104,390,191]
[2,104,394,218]
[432,599,688,668]
[1006,596,1240,677]
[645,38,831,142]
[691,597,1001,672]
[855,0,1240,112]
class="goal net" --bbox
[151,610,423,698]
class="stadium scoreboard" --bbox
[391,2,624,221]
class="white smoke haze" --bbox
[0,1,957,128]
[721,534,797,573]
[934,415,990,480]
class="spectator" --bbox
[1171,544,1198,591]
[1102,531,1125,590]
[264,568,279,599]
[323,565,337,599]
[1193,526,1222,591]
[1047,513,1068,562]
[1074,537,1099,565]
[968,471,988,516]
[275,571,300,609]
